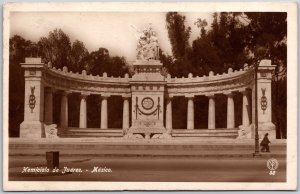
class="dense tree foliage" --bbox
[163,12,287,138]
[38,29,72,69]
[9,29,128,136]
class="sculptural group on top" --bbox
[132,24,160,60]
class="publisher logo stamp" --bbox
[267,158,279,175]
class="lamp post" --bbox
[253,61,261,157]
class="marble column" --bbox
[227,93,235,128]
[166,97,173,129]
[79,93,88,128]
[208,95,215,129]
[187,97,194,130]
[44,87,53,125]
[242,90,250,126]
[122,97,130,129]
[60,91,69,128]
[100,95,109,129]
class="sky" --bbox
[10,12,213,61]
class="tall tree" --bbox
[166,12,191,60]
[83,48,127,76]
[38,29,72,69]
[191,12,248,75]
[70,40,89,73]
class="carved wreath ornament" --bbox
[142,97,154,110]
[134,97,161,120]
[29,86,36,113]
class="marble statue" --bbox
[131,24,160,60]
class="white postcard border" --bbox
[3,2,297,191]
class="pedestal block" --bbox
[128,60,166,137]
[253,60,276,139]
[20,58,45,138]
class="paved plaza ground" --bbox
[9,155,286,182]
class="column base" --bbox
[20,121,45,138]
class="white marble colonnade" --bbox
[164,90,250,130]
[44,88,251,131]
[45,91,131,130]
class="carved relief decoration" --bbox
[29,86,36,113]
[135,96,161,120]
[261,88,267,114]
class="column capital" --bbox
[80,92,90,98]
[101,94,110,99]
[122,94,131,99]
[61,90,72,96]
[185,95,194,99]
[166,95,174,101]
[206,94,215,98]
[44,87,53,93]
[224,92,234,97]
[241,88,251,95]
[50,88,59,94]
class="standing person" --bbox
[260,133,271,152]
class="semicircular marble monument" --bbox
[19,25,276,140]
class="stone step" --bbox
[173,133,237,136]
[9,140,286,158]
[58,128,238,138]
[172,135,237,139]
[9,140,286,150]
[60,133,123,137]
[66,128,123,132]
[58,128,124,138]
[172,129,238,133]
[172,128,238,138]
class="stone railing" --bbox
[41,62,254,97]
[43,64,131,96]
[166,64,254,97]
